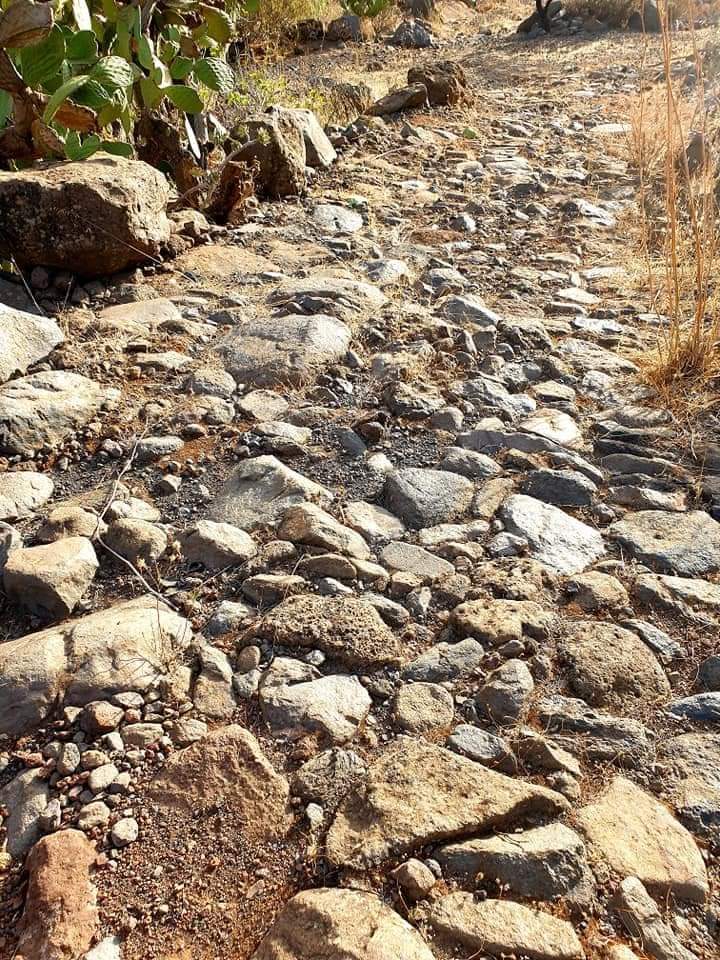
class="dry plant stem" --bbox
[636,0,720,416]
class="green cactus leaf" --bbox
[163,83,203,114]
[19,25,65,87]
[66,29,97,64]
[193,56,233,94]
[43,73,89,122]
[91,54,134,89]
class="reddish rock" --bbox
[16,829,98,960]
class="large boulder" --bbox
[575,776,708,902]
[0,595,192,737]
[0,155,172,276]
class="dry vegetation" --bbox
[628,1,720,417]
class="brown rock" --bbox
[147,724,291,840]
[426,892,584,960]
[558,621,670,710]
[15,829,98,960]
[452,598,553,645]
[327,735,568,868]
[0,156,171,276]
[251,888,434,960]
[575,777,708,902]
[407,61,468,105]
[254,594,400,669]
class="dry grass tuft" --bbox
[629,0,720,416]
[564,0,639,25]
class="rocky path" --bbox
[1,11,720,960]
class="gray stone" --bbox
[345,501,406,541]
[381,541,454,580]
[437,823,592,902]
[0,769,49,858]
[180,520,256,569]
[668,693,720,724]
[446,724,516,772]
[500,494,605,575]
[385,468,474,528]
[390,18,433,48]
[313,203,363,234]
[439,446,502,480]
[209,456,332,530]
[536,695,652,767]
[217,313,351,387]
[205,599,254,637]
[611,510,720,576]
[0,305,63,383]
[0,371,119,455]
[4,536,98,619]
[0,470,54,520]
[260,658,370,744]
[522,468,597,507]
[402,639,484,682]
[476,659,535,725]
[620,619,684,661]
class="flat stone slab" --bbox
[148,724,290,840]
[426,893,585,960]
[561,338,638,374]
[216,313,351,387]
[326,736,568,867]
[0,305,63,384]
[313,203,364,233]
[500,494,606,575]
[268,276,386,314]
[0,371,119,455]
[610,510,720,576]
[575,775,708,902]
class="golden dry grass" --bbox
[629,1,720,416]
